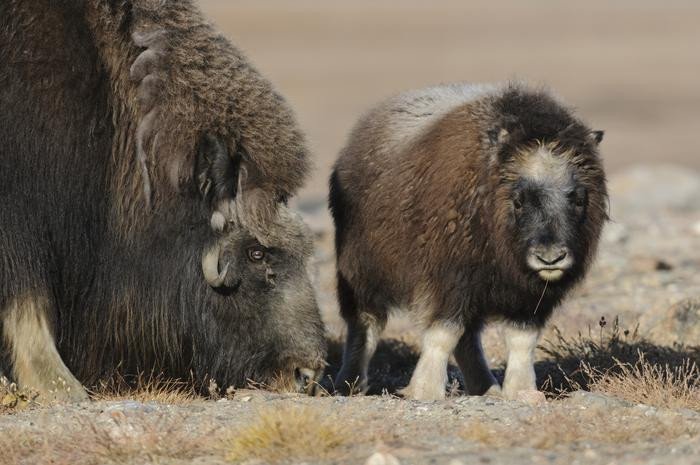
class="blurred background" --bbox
[200,0,699,201]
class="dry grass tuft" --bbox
[0,377,38,413]
[89,372,198,404]
[462,405,698,450]
[0,412,217,465]
[224,403,350,463]
[538,319,700,397]
[583,353,700,410]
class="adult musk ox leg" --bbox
[334,274,386,395]
[501,324,541,399]
[2,295,87,403]
[454,328,501,396]
[401,322,464,401]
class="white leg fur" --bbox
[502,325,541,399]
[402,323,464,401]
[3,295,88,403]
[359,322,381,386]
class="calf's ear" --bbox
[487,127,509,146]
[590,130,604,146]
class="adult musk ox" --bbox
[0,0,326,402]
[330,83,607,400]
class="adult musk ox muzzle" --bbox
[194,135,327,393]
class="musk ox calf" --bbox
[330,83,607,400]
[0,0,326,402]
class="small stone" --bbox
[239,395,252,402]
[365,452,401,465]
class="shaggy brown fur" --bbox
[83,0,309,236]
[330,83,607,399]
[0,0,325,402]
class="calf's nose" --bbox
[535,248,568,266]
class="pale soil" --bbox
[2,391,700,465]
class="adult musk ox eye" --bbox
[248,246,265,262]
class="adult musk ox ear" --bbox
[590,130,604,146]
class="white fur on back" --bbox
[380,83,498,153]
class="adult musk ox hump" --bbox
[330,82,606,400]
[0,0,326,402]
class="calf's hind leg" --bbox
[454,328,501,396]
[334,275,387,395]
[2,294,88,402]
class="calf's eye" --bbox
[247,247,265,262]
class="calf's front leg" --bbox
[401,322,463,401]
[502,324,541,399]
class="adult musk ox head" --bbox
[489,87,608,289]
[190,135,326,392]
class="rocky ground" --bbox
[2,165,700,465]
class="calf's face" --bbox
[508,144,592,283]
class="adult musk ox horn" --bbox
[202,242,229,287]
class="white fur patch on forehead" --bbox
[518,144,573,189]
